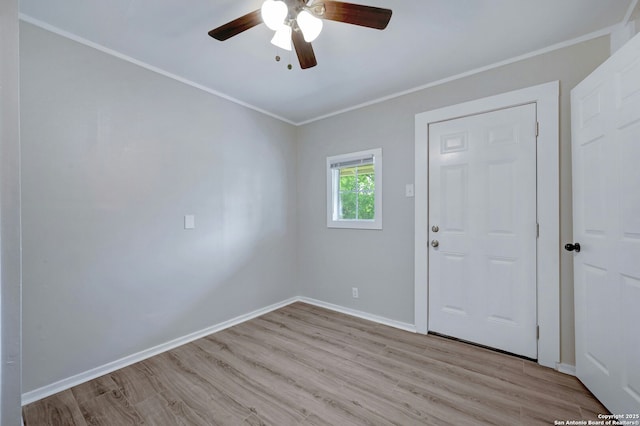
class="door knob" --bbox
[431,225,439,232]
[431,240,439,248]
[564,243,581,253]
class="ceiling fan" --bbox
[208,0,392,69]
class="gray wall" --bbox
[296,36,610,365]
[21,20,612,396]
[20,23,298,393]
[1,0,23,423]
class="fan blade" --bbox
[292,29,317,69]
[208,9,262,41]
[321,1,392,30]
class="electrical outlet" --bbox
[184,214,195,229]
[405,183,414,197]
[352,287,359,298]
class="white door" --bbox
[428,103,538,359]
[570,32,640,414]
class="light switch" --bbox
[405,184,415,197]
[184,215,195,229]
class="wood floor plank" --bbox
[198,329,396,425]
[174,340,308,425]
[142,351,252,425]
[23,302,610,425]
[419,333,526,378]
[388,354,523,424]
[522,360,585,390]
[392,384,516,426]
[254,315,370,362]
[243,414,267,425]
[520,404,582,426]
[70,374,120,406]
[287,303,434,355]
[23,389,87,426]
[221,324,427,425]
[221,316,515,425]
[360,344,586,420]
[243,338,426,426]
[133,391,213,426]
[109,361,164,405]
[268,307,390,354]
[364,343,535,403]
[237,319,402,389]
[418,334,601,413]
[77,389,144,426]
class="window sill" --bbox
[327,220,382,230]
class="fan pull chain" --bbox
[273,45,292,70]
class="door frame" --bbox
[414,81,560,368]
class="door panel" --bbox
[441,165,468,232]
[441,253,468,315]
[487,161,516,234]
[582,263,611,376]
[620,125,640,238]
[571,32,640,413]
[428,103,538,359]
[486,257,519,325]
[621,274,640,403]
[580,137,607,235]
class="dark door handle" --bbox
[564,243,581,253]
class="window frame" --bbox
[326,148,382,230]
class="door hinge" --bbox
[537,325,540,340]
[535,122,539,137]
[536,223,540,238]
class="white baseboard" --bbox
[556,363,577,376]
[297,297,417,333]
[22,296,417,405]
[23,292,582,406]
[21,297,299,405]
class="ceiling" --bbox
[19,0,635,124]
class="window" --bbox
[327,148,382,229]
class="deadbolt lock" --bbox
[431,225,439,232]
[564,243,581,253]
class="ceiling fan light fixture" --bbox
[208,1,393,70]
[271,24,292,51]
[261,0,288,31]
[297,10,323,42]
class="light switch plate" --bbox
[184,215,195,229]
[405,184,415,197]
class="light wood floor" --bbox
[23,302,608,425]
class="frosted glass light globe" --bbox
[297,10,323,42]
[271,25,292,51]
[261,0,288,31]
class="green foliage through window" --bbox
[338,164,375,220]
